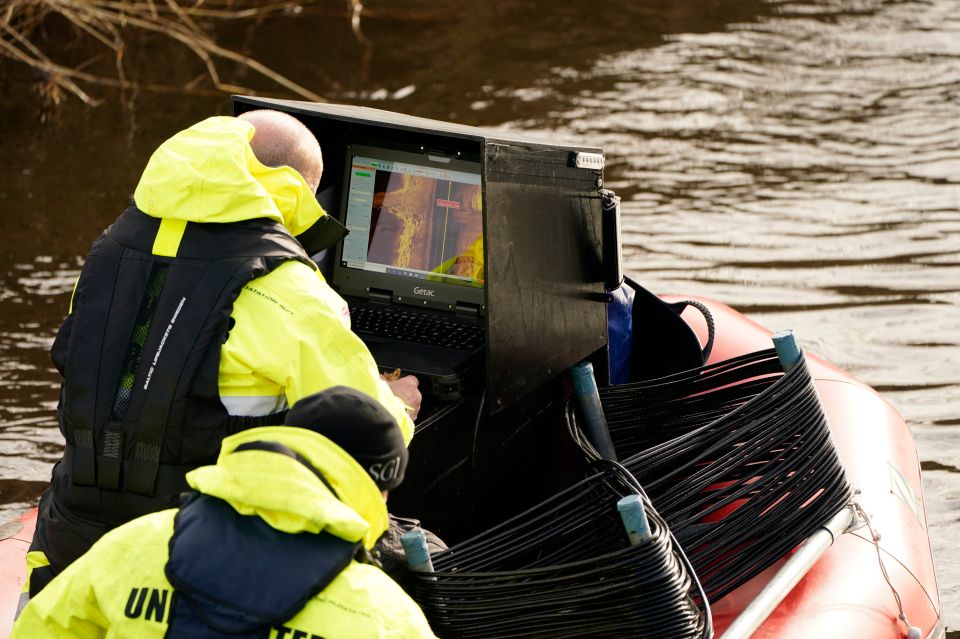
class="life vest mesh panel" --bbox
[112,263,169,420]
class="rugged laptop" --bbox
[330,143,486,397]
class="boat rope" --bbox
[590,348,853,601]
[851,499,922,639]
[679,299,715,362]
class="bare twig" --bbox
[0,20,100,104]
[1,0,331,106]
[347,0,367,43]
[0,34,100,104]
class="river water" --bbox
[1,0,957,631]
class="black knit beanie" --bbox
[284,386,408,491]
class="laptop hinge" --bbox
[368,288,393,303]
[455,301,481,318]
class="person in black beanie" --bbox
[284,386,447,586]
[285,385,409,494]
[14,385,439,638]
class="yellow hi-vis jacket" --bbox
[132,116,414,442]
[12,427,438,639]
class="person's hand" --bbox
[383,374,421,421]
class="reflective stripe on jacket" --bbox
[219,258,413,443]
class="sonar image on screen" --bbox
[342,152,484,287]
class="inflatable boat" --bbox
[0,294,942,638]
[0,98,943,638]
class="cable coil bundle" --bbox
[407,466,711,639]
[592,348,853,600]
[408,346,849,637]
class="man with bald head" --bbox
[239,110,324,191]
[23,110,422,601]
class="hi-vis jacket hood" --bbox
[133,116,326,236]
[186,426,389,549]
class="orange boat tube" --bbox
[0,509,35,638]
[670,296,943,639]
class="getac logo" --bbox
[413,286,436,297]
[369,457,402,484]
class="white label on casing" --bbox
[574,152,605,169]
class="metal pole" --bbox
[719,505,855,639]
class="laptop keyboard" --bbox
[350,305,485,351]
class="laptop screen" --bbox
[340,145,484,289]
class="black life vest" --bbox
[44,205,317,548]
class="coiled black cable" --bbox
[565,414,714,639]
[408,463,712,639]
[591,348,853,601]
[408,347,849,637]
